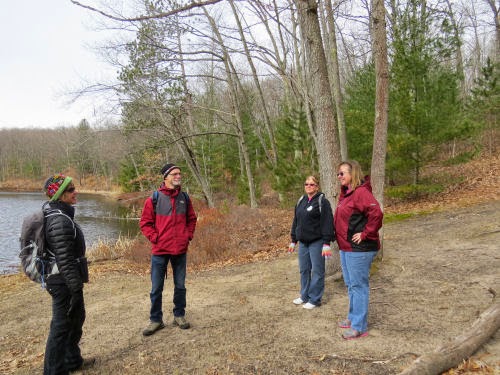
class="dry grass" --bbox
[87,236,139,262]
[110,205,291,275]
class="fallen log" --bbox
[399,302,500,375]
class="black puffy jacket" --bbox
[44,201,87,293]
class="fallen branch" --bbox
[399,302,500,375]
[311,352,418,364]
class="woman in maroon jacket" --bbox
[334,160,383,340]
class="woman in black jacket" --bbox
[288,175,334,309]
[42,174,92,374]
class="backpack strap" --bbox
[152,191,159,214]
[296,194,305,208]
[44,209,76,257]
[296,194,323,213]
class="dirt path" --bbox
[1,200,499,374]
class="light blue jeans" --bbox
[340,250,377,332]
[298,239,325,305]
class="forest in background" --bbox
[0,0,497,209]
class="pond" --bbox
[0,192,140,274]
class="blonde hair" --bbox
[338,160,363,190]
[305,175,320,189]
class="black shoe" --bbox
[69,357,96,372]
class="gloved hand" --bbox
[322,244,332,259]
[67,290,84,316]
[287,242,296,253]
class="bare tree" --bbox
[370,0,389,212]
[228,0,278,167]
[445,0,466,97]
[203,7,259,208]
[295,0,341,202]
[321,0,348,160]
[485,0,500,62]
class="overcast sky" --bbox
[0,1,118,129]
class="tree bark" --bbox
[370,0,389,258]
[295,0,341,202]
[322,0,348,160]
[485,0,500,63]
[399,302,500,375]
[296,0,341,274]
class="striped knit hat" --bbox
[43,174,73,201]
[161,163,180,178]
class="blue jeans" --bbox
[298,239,325,305]
[44,284,85,375]
[150,253,187,322]
[339,250,377,332]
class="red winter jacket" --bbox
[140,186,197,255]
[334,176,383,252]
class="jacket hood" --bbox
[340,175,372,197]
[361,175,373,192]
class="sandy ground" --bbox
[0,200,499,375]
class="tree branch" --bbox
[70,0,225,22]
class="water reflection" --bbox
[0,192,140,274]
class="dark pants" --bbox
[150,253,187,322]
[44,284,85,375]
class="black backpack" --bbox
[19,207,74,288]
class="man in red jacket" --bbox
[140,163,197,336]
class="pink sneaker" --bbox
[338,319,351,328]
[342,328,368,340]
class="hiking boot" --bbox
[68,357,96,372]
[142,321,165,336]
[173,316,190,329]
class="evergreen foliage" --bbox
[465,58,499,141]
[271,109,316,205]
[388,0,462,184]
[344,63,376,169]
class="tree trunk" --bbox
[370,0,389,258]
[129,154,144,191]
[399,302,500,375]
[204,9,258,208]
[295,0,341,202]
[485,0,500,63]
[177,30,216,208]
[228,0,278,167]
[323,0,348,160]
[445,0,466,98]
[296,0,341,274]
